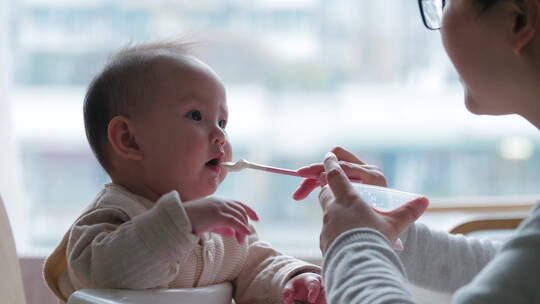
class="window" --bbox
[5,0,540,258]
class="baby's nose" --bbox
[212,128,226,146]
[215,136,225,146]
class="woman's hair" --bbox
[476,0,499,11]
[476,0,523,12]
[475,0,526,31]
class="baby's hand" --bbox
[282,273,326,304]
[184,197,259,244]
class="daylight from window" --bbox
[5,0,540,257]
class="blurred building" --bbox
[7,0,540,255]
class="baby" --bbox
[43,42,325,304]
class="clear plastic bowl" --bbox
[353,183,423,212]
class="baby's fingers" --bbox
[306,279,322,303]
[224,205,250,227]
[235,201,260,221]
[282,283,294,304]
[235,231,247,244]
[314,288,326,304]
[211,225,248,244]
[221,216,251,235]
[211,227,235,237]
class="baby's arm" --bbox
[67,191,198,290]
[67,191,257,292]
[232,231,321,304]
[398,222,501,293]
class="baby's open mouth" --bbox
[205,151,225,169]
[205,157,220,167]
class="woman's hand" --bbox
[293,146,387,201]
[318,152,429,254]
[184,197,259,244]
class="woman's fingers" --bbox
[293,178,320,201]
[298,162,382,180]
[339,162,387,187]
[384,197,430,233]
[331,146,365,165]
[297,164,325,179]
[295,162,385,201]
[323,152,356,203]
[297,146,367,179]
[295,148,386,201]
[318,185,334,211]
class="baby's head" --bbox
[84,42,232,202]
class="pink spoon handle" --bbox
[261,166,303,177]
[260,165,363,183]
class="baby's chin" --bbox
[175,170,228,201]
[219,170,228,184]
[193,179,223,200]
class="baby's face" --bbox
[134,56,232,201]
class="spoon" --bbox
[220,159,364,183]
[220,159,305,178]
[221,159,416,251]
[220,159,422,211]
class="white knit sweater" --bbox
[44,183,320,304]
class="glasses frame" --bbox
[418,0,446,30]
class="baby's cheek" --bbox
[218,140,232,183]
[224,141,233,161]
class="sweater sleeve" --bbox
[323,228,416,304]
[397,223,501,293]
[454,203,540,303]
[232,231,321,304]
[66,191,199,291]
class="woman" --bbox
[294,0,540,303]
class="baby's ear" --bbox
[107,116,144,161]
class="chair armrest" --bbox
[449,216,525,235]
[67,282,233,304]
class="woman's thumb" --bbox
[387,197,429,233]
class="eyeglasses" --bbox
[418,0,446,30]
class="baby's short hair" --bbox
[84,41,195,172]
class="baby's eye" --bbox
[187,110,202,121]
[218,119,227,129]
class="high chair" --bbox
[0,195,27,304]
[449,215,525,235]
[67,283,233,304]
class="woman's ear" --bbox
[107,116,144,161]
[512,0,540,53]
